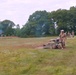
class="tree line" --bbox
[0,6,76,37]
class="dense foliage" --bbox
[0,20,15,36]
[21,6,76,37]
[0,6,76,37]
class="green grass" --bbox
[0,36,76,75]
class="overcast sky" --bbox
[0,0,76,27]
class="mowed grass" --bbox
[0,36,76,75]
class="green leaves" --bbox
[0,6,76,37]
[0,20,15,36]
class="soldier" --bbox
[59,30,67,49]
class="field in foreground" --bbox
[0,36,76,75]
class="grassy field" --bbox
[0,36,76,75]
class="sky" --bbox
[0,0,76,27]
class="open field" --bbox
[0,36,76,75]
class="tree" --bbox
[21,10,54,37]
[1,20,15,36]
[14,24,21,37]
